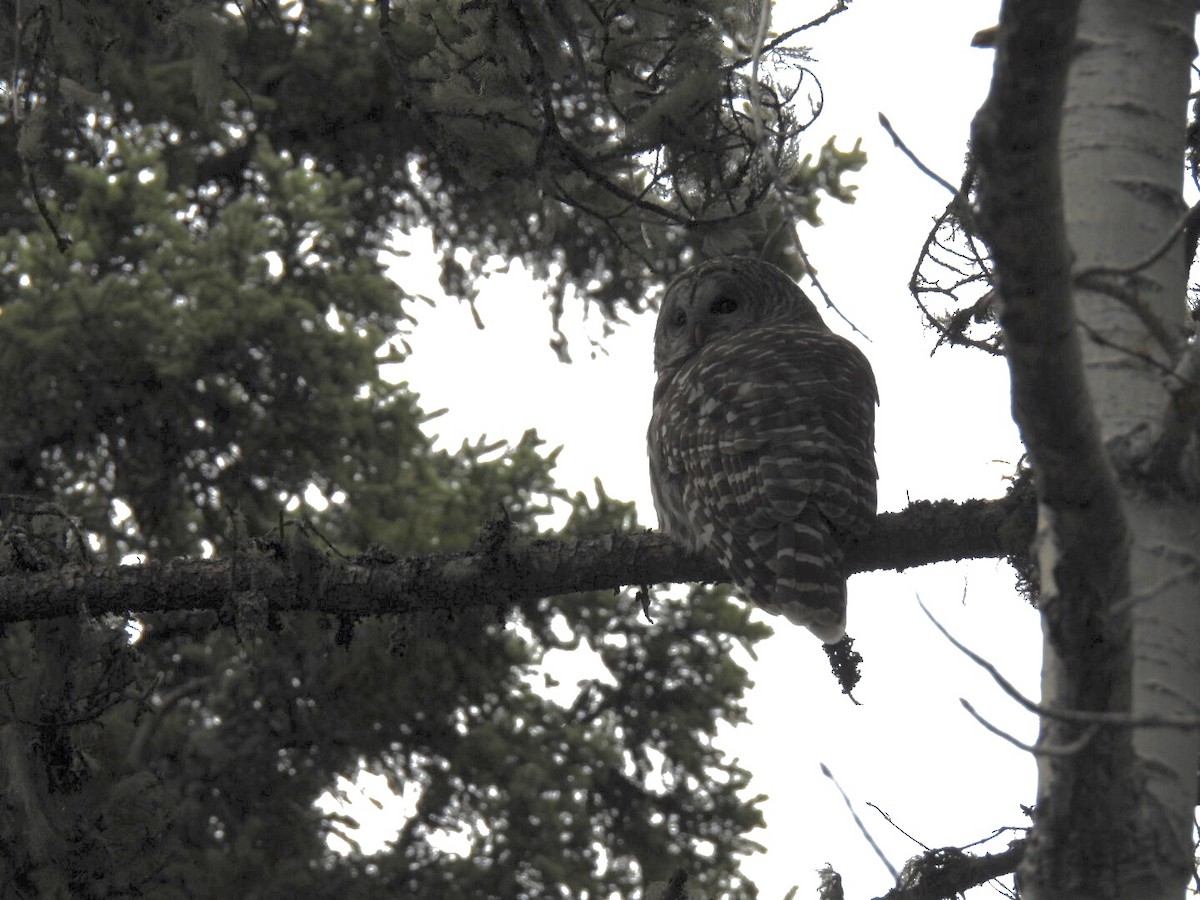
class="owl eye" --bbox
[710,296,738,315]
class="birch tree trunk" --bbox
[974,2,1200,898]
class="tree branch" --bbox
[1144,338,1200,484]
[0,495,1033,625]
[971,4,1128,626]
[873,841,1024,900]
[730,1,852,69]
[968,3,1182,897]
[878,112,957,196]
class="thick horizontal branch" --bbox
[0,494,1032,625]
[873,840,1024,900]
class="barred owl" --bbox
[648,257,878,643]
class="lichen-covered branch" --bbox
[873,841,1024,900]
[0,494,1033,625]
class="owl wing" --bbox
[662,323,877,534]
[650,323,877,640]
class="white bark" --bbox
[975,1,1200,897]
[1063,3,1200,897]
[1066,1,1191,435]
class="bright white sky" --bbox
[341,2,1041,897]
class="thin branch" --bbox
[908,169,1005,356]
[961,699,1099,757]
[822,763,900,883]
[1144,337,1200,481]
[865,803,932,852]
[878,112,957,196]
[919,596,1200,730]
[1073,270,1184,357]
[917,594,1043,717]
[741,2,871,341]
[791,235,873,341]
[1074,317,1179,380]
[1078,202,1200,280]
[1110,559,1200,616]
[730,1,851,69]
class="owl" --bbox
[648,257,878,643]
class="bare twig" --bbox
[743,5,871,341]
[1074,317,1179,380]
[792,236,873,341]
[1143,338,1200,481]
[908,178,1004,355]
[865,803,932,852]
[913,599,1043,715]
[1069,201,1197,359]
[822,763,900,883]
[961,699,1099,757]
[731,1,851,69]
[919,596,1200,729]
[1080,202,1200,280]
[878,112,958,196]
[1074,270,1184,357]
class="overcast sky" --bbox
[370,2,1037,897]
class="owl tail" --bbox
[769,509,847,644]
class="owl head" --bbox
[653,257,828,376]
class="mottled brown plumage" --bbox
[648,257,878,642]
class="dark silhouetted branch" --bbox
[0,493,1034,625]
[872,842,1025,900]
